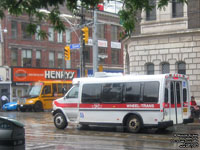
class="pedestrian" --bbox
[1,95,9,110]
[190,96,200,119]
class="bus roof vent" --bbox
[94,72,123,78]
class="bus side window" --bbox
[58,84,62,94]
[125,82,141,103]
[143,82,159,103]
[170,82,174,104]
[82,84,101,103]
[53,84,57,96]
[164,88,168,103]
[183,88,187,102]
[102,83,123,103]
[42,86,51,95]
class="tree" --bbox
[0,0,187,39]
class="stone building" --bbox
[123,0,200,101]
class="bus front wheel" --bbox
[33,101,43,112]
[54,113,68,129]
[126,115,142,133]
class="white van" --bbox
[52,73,193,133]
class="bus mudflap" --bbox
[158,121,173,129]
[183,118,194,124]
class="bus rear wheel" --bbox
[54,113,68,129]
[33,101,43,112]
[126,115,142,133]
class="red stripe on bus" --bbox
[54,101,160,109]
[163,103,183,108]
[54,101,78,108]
[80,103,160,109]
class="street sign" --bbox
[70,44,80,49]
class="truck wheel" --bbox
[126,115,142,133]
[34,101,43,112]
[54,113,68,129]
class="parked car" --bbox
[2,102,18,111]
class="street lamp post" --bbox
[93,8,98,75]
[0,24,7,66]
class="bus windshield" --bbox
[28,84,42,97]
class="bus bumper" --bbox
[183,118,194,124]
[19,104,33,111]
[158,121,173,128]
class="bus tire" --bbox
[34,101,43,112]
[20,108,26,112]
[126,115,142,133]
[54,113,68,129]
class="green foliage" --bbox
[0,0,187,39]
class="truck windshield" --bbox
[28,85,42,97]
[66,85,79,98]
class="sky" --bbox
[103,0,123,14]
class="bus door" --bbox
[41,83,53,109]
[169,81,183,124]
[63,85,79,121]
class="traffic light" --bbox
[82,26,89,44]
[64,46,70,60]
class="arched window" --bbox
[177,62,186,75]
[162,62,170,74]
[146,63,154,75]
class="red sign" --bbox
[12,68,77,82]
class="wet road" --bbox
[1,111,200,150]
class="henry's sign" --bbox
[12,68,77,82]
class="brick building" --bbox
[123,0,200,101]
[0,8,123,99]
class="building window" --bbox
[36,50,41,67]
[172,0,184,18]
[177,62,186,74]
[111,25,118,41]
[22,49,32,67]
[84,46,91,63]
[48,27,54,41]
[146,63,154,75]
[35,25,41,40]
[58,52,63,68]
[22,22,32,40]
[99,48,107,64]
[11,48,18,66]
[57,31,63,43]
[11,21,17,39]
[98,24,105,39]
[162,62,170,74]
[49,52,55,68]
[146,0,156,21]
[111,49,120,64]
[66,29,71,44]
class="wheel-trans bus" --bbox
[52,73,193,133]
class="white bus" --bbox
[52,73,193,133]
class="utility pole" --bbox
[93,8,98,75]
[80,5,85,77]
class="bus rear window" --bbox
[183,88,187,102]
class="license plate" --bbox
[183,108,187,112]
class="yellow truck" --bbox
[18,81,72,112]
